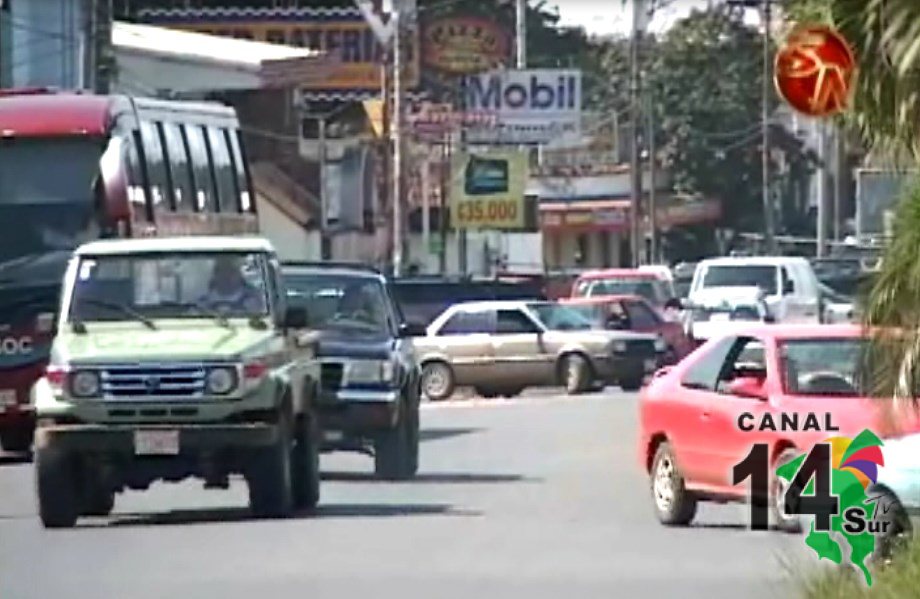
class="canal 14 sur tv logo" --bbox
[733,415,890,586]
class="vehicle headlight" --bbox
[610,340,628,354]
[70,370,100,398]
[205,367,237,395]
[654,337,667,353]
[347,360,395,384]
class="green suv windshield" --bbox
[285,274,391,335]
[68,252,270,323]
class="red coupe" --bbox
[638,324,919,529]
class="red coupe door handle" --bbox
[701,410,712,419]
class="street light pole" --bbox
[392,9,404,277]
[629,1,644,267]
[761,0,775,255]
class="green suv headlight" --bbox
[70,370,101,398]
[205,367,237,395]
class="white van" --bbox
[688,256,822,324]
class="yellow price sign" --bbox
[451,151,528,230]
[455,199,521,228]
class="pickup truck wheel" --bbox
[0,427,33,452]
[561,354,590,395]
[291,417,320,511]
[82,481,115,517]
[247,421,294,519]
[375,394,418,480]
[650,442,697,526]
[36,444,79,529]
[620,376,644,392]
[421,361,454,401]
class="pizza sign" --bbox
[422,17,511,75]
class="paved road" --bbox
[0,391,814,599]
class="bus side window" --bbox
[161,121,194,211]
[207,126,235,213]
[227,129,253,213]
[183,124,216,212]
[139,120,169,213]
[126,130,152,223]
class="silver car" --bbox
[415,300,664,400]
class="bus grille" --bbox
[101,364,206,399]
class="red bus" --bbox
[0,89,257,452]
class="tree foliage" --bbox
[593,7,816,259]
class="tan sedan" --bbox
[414,301,664,400]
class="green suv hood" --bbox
[54,320,276,364]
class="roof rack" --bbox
[281,261,382,274]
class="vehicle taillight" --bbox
[243,361,267,380]
[45,365,68,387]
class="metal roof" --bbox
[113,21,319,71]
[75,236,276,256]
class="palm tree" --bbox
[785,0,920,403]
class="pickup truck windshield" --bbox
[701,265,777,295]
[68,252,269,323]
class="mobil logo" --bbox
[463,69,581,112]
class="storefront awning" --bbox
[541,199,630,232]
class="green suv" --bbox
[31,237,321,528]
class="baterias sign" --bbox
[421,16,511,74]
[138,7,419,93]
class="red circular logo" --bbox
[774,25,856,117]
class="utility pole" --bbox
[647,92,657,264]
[392,9,404,277]
[516,0,527,67]
[93,0,113,94]
[761,0,775,254]
[629,1,645,267]
[816,119,827,258]
[318,116,331,260]
[833,125,845,242]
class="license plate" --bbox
[134,430,179,456]
[0,389,15,412]
[644,359,657,372]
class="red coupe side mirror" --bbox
[727,376,767,400]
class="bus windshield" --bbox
[0,136,104,281]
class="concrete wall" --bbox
[256,195,320,261]
[9,0,86,89]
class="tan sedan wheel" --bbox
[422,361,454,401]
[561,354,590,395]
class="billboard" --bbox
[451,151,528,230]
[460,69,581,144]
[421,16,511,75]
[855,169,917,238]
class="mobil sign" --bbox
[461,69,581,144]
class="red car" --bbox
[561,295,694,364]
[571,269,679,311]
[639,324,919,529]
